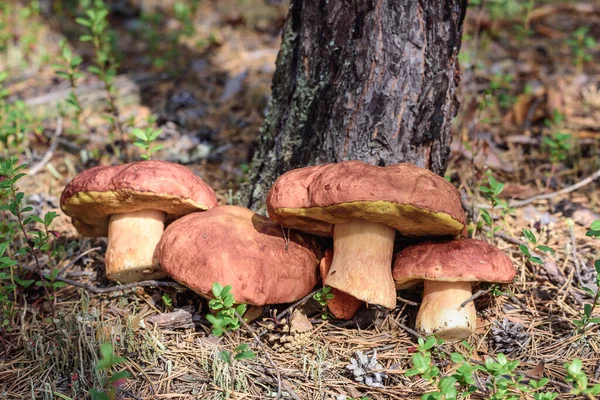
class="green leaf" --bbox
[234,350,256,361]
[450,353,465,363]
[235,343,249,352]
[134,142,148,149]
[519,244,530,257]
[89,389,110,400]
[220,285,232,299]
[24,215,44,225]
[131,128,147,141]
[567,359,583,376]
[219,349,231,364]
[212,282,224,298]
[44,211,59,226]
[108,370,130,383]
[14,276,35,288]
[590,221,600,231]
[480,210,492,226]
[582,287,595,297]
[87,66,103,76]
[423,336,438,351]
[75,17,92,27]
[529,256,544,265]
[99,343,114,361]
[235,304,247,316]
[535,245,554,255]
[522,229,536,244]
[438,376,458,398]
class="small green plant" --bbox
[54,39,84,133]
[573,221,600,333]
[161,293,173,311]
[479,172,505,239]
[485,72,516,111]
[76,0,126,157]
[405,336,558,399]
[565,27,596,72]
[313,286,335,319]
[0,159,61,323]
[219,343,255,365]
[0,73,38,154]
[587,220,600,238]
[132,127,163,160]
[565,358,600,396]
[543,110,572,166]
[206,283,247,336]
[90,343,130,400]
[206,283,255,397]
[514,0,535,42]
[405,336,443,382]
[519,229,554,265]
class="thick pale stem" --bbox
[105,209,167,283]
[416,280,476,342]
[325,219,397,309]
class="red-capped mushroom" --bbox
[266,161,466,310]
[60,161,217,283]
[393,239,516,341]
[154,205,320,306]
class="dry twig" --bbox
[20,264,183,294]
[28,118,63,176]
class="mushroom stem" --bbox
[105,209,168,283]
[325,219,397,309]
[416,280,476,341]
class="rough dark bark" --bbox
[241,0,468,212]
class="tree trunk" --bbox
[241,0,468,212]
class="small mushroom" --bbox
[153,205,320,306]
[393,239,516,341]
[60,161,217,283]
[319,250,363,320]
[267,161,466,310]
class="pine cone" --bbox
[490,318,530,354]
[345,350,387,388]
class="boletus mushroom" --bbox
[319,250,363,320]
[60,161,217,283]
[154,205,320,306]
[266,161,466,310]
[393,239,515,341]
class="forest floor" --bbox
[1,0,600,399]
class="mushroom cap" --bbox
[266,161,466,237]
[392,239,516,289]
[60,161,218,237]
[154,205,320,306]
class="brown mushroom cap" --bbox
[60,161,218,236]
[154,205,320,306]
[266,161,466,237]
[393,239,516,289]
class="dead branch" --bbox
[20,264,184,294]
[27,118,63,176]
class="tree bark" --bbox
[241,0,468,212]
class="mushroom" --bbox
[266,161,466,310]
[393,239,516,341]
[319,250,363,320]
[153,205,320,306]
[60,161,217,283]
